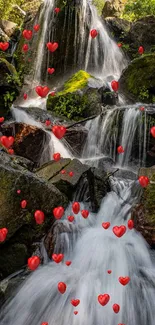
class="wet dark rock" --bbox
[64,126,88,156]
[105,17,131,41]
[1,122,51,167]
[0,151,34,171]
[99,86,118,106]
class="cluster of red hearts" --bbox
[0,134,15,155]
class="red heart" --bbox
[52,254,64,263]
[58,282,66,294]
[128,219,134,230]
[53,153,61,161]
[113,304,120,313]
[34,210,45,224]
[46,42,58,52]
[74,311,78,315]
[8,148,14,155]
[138,46,144,55]
[52,125,66,139]
[72,202,80,214]
[33,24,40,32]
[23,93,28,100]
[150,126,155,138]
[67,215,74,222]
[22,44,29,52]
[107,270,112,274]
[119,276,130,286]
[117,146,124,154]
[35,86,50,98]
[0,42,9,51]
[0,228,8,242]
[21,200,27,209]
[47,68,55,74]
[90,29,98,38]
[17,189,21,194]
[117,43,122,47]
[102,222,110,229]
[50,91,56,97]
[45,120,51,126]
[53,206,64,219]
[41,323,48,325]
[22,30,33,40]
[81,210,89,219]
[71,299,80,307]
[0,117,4,123]
[54,7,60,13]
[98,294,110,306]
[69,171,74,177]
[113,225,126,237]
[28,256,40,270]
[61,170,66,174]
[65,260,71,266]
[1,136,14,148]
[139,106,145,111]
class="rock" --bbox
[104,17,131,41]
[0,151,34,171]
[47,70,102,120]
[98,86,118,106]
[64,126,88,156]
[0,20,17,38]
[1,122,51,167]
[0,152,68,278]
[131,168,155,246]
[0,58,21,118]
[0,27,9,42]
[119,54,155,103]
[36,158,111,211]
[102,0,127,18]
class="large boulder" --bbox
[0,151,68,279]
[47,70,103,120]
[132,167,155,246]
[105,17,131,41]
[1,122,51,167]
[0,20,17,38]
[102,0,127,18]
[119,54,155,103]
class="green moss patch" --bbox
[58,70,91,95]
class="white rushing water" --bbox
[1,178,155,325]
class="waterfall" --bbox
[82,104,151,170]
[11,106,73,163]
[1,179,155,325]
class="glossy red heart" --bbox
[53,206,64,219]
[45,119,51,126]
[65,260,71,266]
[22,30,33,40]
[150,126,155,138]
[34,210,45,224]
[74,311,78,315]
[0,228,8,242]
[113,225,126,237]
[138,176,149,187]
[17,189,21,194]
[8,148,14,155]
[33,24,40,32]
[52,253,64,263]
[71,299,80,307]
[22,44,29,52]
[35,86,50,98]
[21,200,27,209]
[47,68,55,74]
[111,80,119,92]
[113,303,120,313]
[50,91,56,97]
[119,276,130,286]
[128,219,134,230]
[46,42,58,52]
[98,294,110,306]
[139,106,145,111]
[23,93,27,100]
[54,7,60,13]
[0,117,4,123]
[52,125,66,139]
[28,256,40,270]
[69,171,74,177]
[72,202,80,214]
[53,153,61,161]
[107,270,112,274]
[138,46,144,54]
[67,215,74,222]
[117,146,124,154]
[81,210,89,219]
[58,282,66,294]
[41,323,48,325]
[61,170,66,174]
[0,42,9,51]
[102,222,110,229]
[117,43,122,47]
[1,136,14,148]
[90,29,98,38]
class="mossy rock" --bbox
[144,173,155,224]
[47,70,102,120]
[119,54,155,103]
[0,244,28,278]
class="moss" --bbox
[120,54,155,103]
[0,58,17,75]
[144,174,155,223]
[58,70,91,95]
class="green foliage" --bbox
[59,70,91,95]
[50,93,88,120]
[92,0,105,15]
[122,0,155,21]
[139,86,149,101]
[3,91,16,107]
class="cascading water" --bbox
[1,179,155,325]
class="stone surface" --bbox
[0,20,17,38]
[102,0,127,18]
[128,16,155,52]
[119,54,155,103]
[1,122,51,167]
